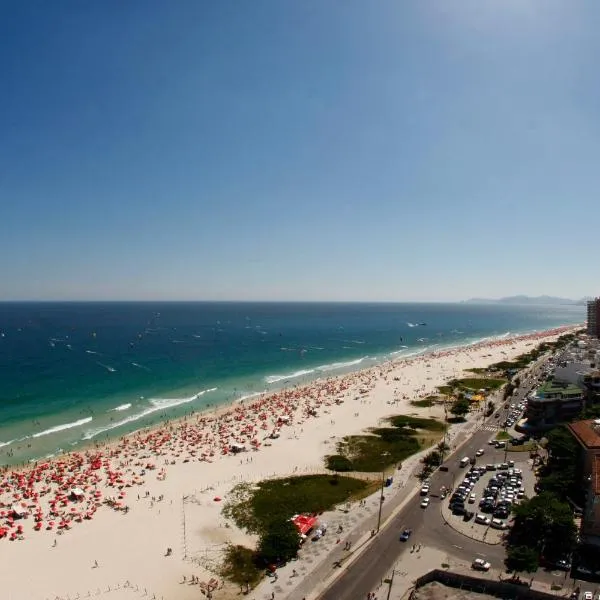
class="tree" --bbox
[545,427,578,466]
[510,492,577,557]
[503,383,515,401]
[257,519,300,565]
[450,398,470,419]
[505,545,539,575]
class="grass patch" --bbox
[410,398,437,408]
[222,475,377,536]
[325,415,446,473]
[437,385,454,395]
[219,545,263,588]
[496,430,511,441]
[454,377,507,391]
[507,442,537,453]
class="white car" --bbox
[420,497,430,508]
[468,493,476,504]
[472,558,491,571]
[583,592,593,600]
[420,485,430,496]
[475,514,491,525]
[476,448,484,457]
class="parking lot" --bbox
[435,446,536,543]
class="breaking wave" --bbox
[31,417,93,439]
[82,388,218,440]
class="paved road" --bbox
[319,356,552,600]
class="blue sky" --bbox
[1,0,598,302]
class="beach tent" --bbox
[291,514,318,537]
[230,443,245,453]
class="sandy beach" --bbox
[0,326,577,600]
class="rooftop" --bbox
[536,380,584,395]
[568,419,600,451]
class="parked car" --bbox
[475,514,491,525]
[420,497,430,508]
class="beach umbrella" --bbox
[213,497,222,502]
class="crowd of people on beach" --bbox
[0,326,574,544]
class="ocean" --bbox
[0,301,584,465]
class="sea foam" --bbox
[110,403,132,412]
[31,417,93,439]
[265,357,373,384]
[82,388,217,440]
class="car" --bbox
[399,528,412,542]
[555,558,572,571]
[583,592,592,600]
[476,448,484,457]
[475,514,491,525]
[472,558,491,571]
[468,493,476,504]
[420,497,430,508]
[452,505,466,516]
[490,518,508,530]
[420,485,430,496]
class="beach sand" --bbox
[0,326,577,600]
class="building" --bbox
[519,379,585,432]
[568,419,600,544]
[587,298,600,338]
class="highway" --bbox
[319,355,550,600]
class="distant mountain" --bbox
[464,295,591,306]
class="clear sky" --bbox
[1,1,598,302]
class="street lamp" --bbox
[377,452,390,533]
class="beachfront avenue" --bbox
[318,356,557,600]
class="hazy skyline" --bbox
[1,1,598,302]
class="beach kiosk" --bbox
[69,487,85,501]
[230,443,246,454]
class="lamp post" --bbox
[377,452,390,533]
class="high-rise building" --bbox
[588,299,600,338]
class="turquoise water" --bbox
[0,301,584,464]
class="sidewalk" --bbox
[249,416,484,600]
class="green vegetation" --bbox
[325,415,445,473]
[453,377,506,391]
[410,397,438,408]
[505,546,540,575]
[220,473,377,584]
[507,441,536,453]
[495,430,511,441]
[257,519,301,564]
[502,382,515,401]
[223,475,375,535]
[219,545,263,588]
[437,385,453,396]
[507,492,577,565]
[449,397,470,419]
[536,426,582,504]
